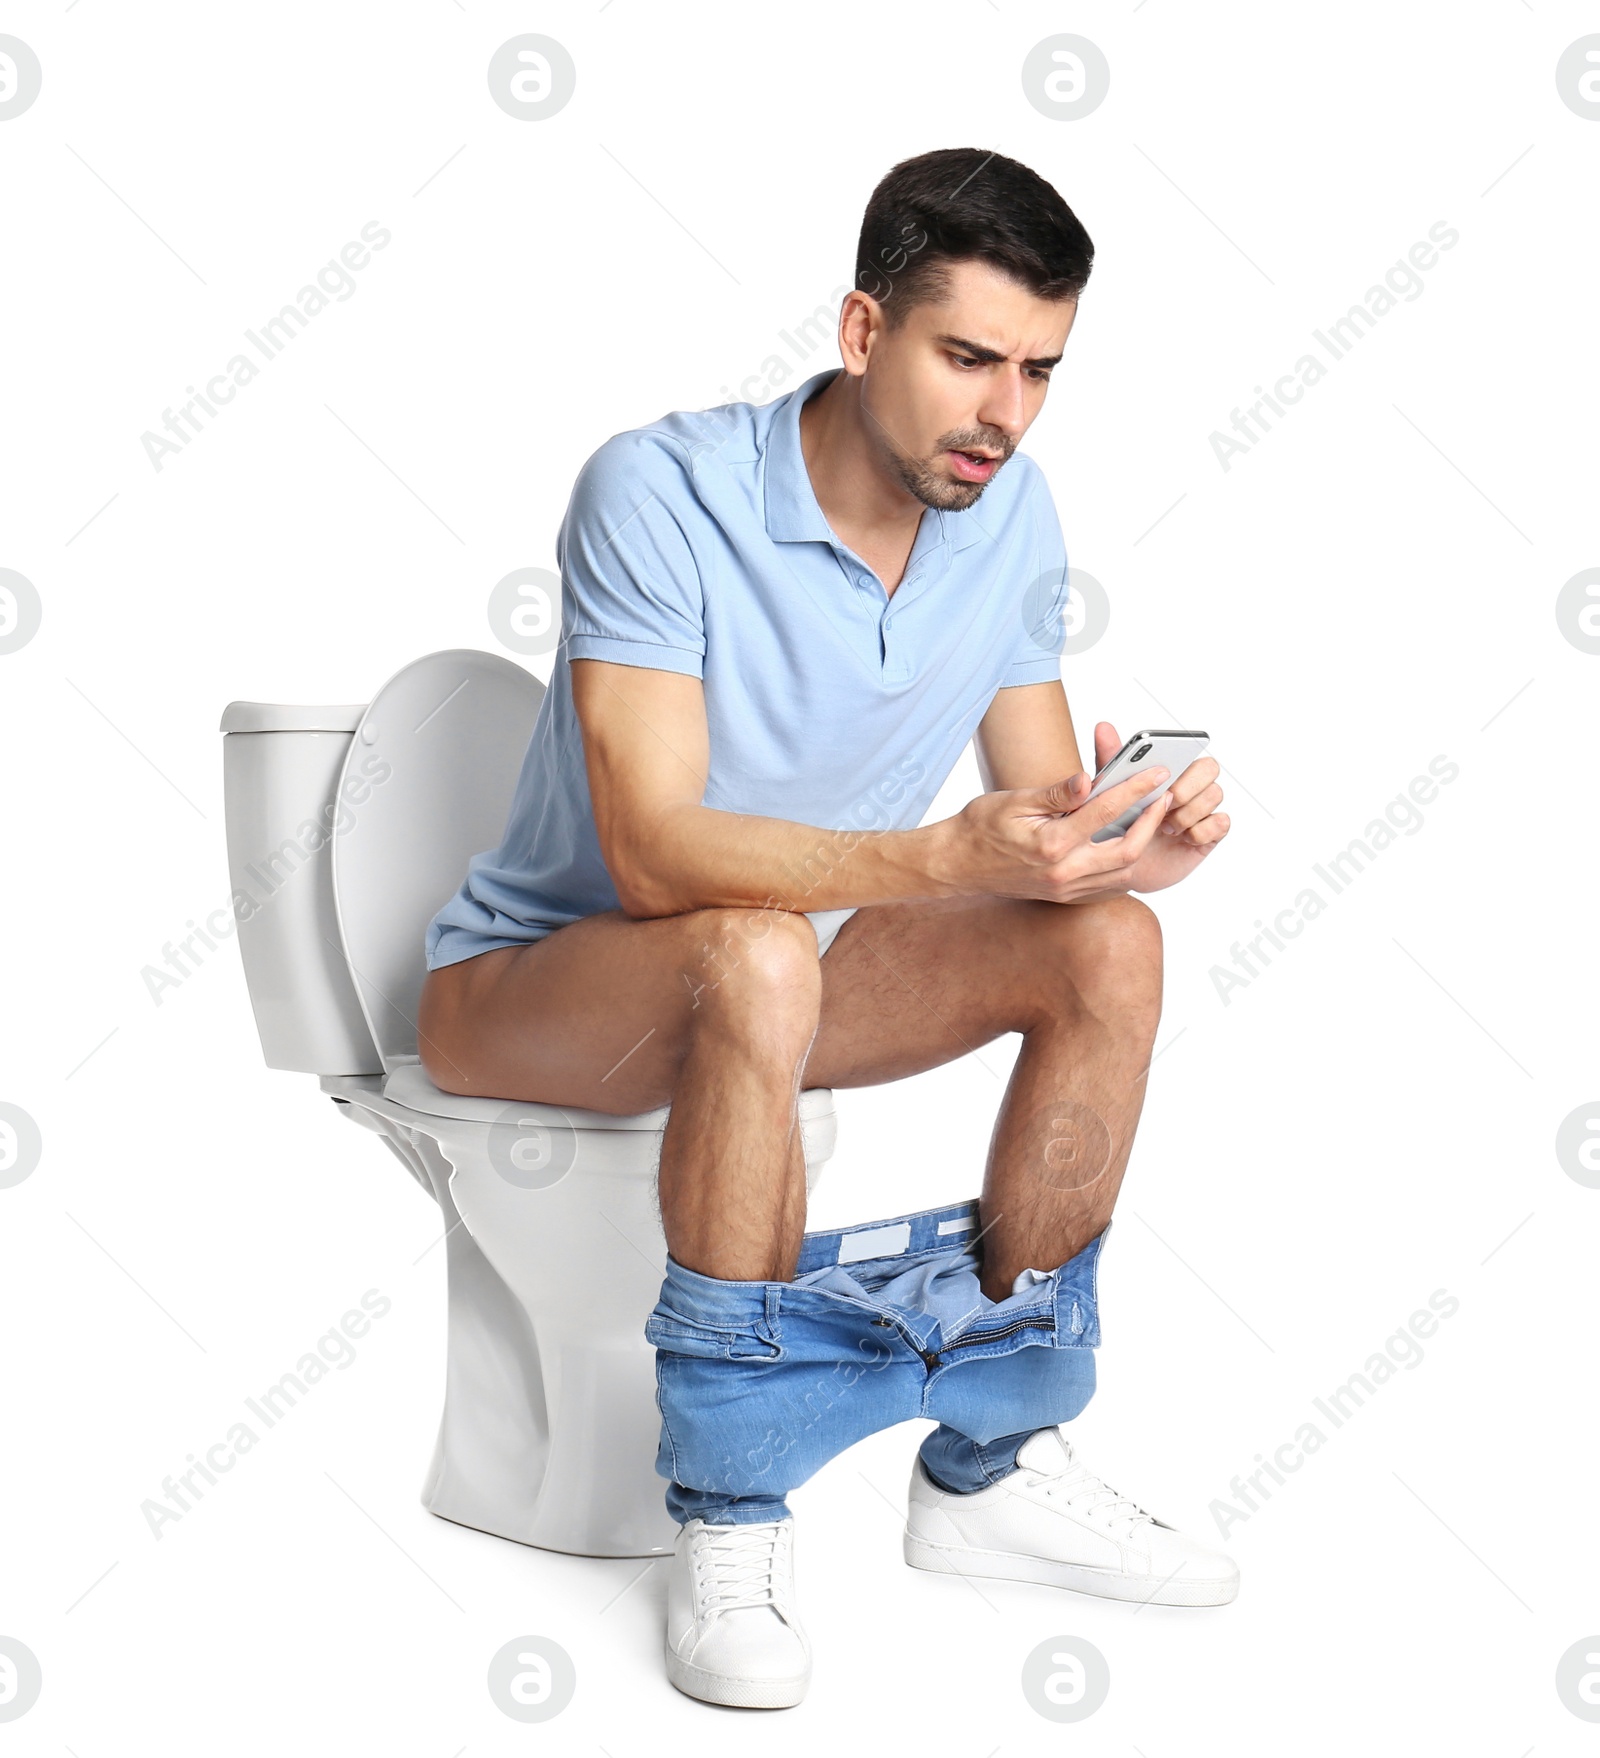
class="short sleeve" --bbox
[558,432,707,678]
[999,457,1070,688]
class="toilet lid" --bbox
[330,649,544,1072]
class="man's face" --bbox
[858,257,1077,511]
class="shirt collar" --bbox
[762,366,988,555]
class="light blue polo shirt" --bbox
[424,366,1070,970]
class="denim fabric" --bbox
[643,1198,1106,1526]
[917,1424,1041,1494]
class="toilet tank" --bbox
[220,702,383,1075]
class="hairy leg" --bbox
[418,905,823,1280]
[417,893,1163,1291]
[804,893,1164,1298]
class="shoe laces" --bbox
[692,1520,793,1616]
[1035,1443,1155,1536]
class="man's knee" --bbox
[677,907,822,1033]
[1028,894,1163,1023]
[1067,892,1163,958]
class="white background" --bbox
[2,2,1597,1750]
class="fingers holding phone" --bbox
[1079,728,1211,843]
[952,760,1173,903]
[1158,756,1227,841]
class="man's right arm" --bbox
[572,658,1171,919]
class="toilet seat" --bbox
[381,1059,672,1129]
[381,1057,836,1139]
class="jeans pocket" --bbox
[644,1312,783,1362]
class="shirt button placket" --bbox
[882,605,910,682]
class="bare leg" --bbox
[973,899,1161,1294]
[418,893,1163,1290]
[419,904,824,1280]
[652,914,821,1280]
[803,893,1163,1297]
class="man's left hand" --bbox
[1060,722,1230,894]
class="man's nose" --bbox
[975,369,1031,440]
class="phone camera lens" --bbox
[1132,742,1152,762]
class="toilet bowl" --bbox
[220,649,837,1559]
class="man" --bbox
[418,146,1234,1708]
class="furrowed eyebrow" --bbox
[936,333,1063,370]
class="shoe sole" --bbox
[664,1644,810,1709]
[903,1529,1239,1607]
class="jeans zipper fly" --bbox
[876,1312,1056,1371]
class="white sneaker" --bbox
[664,1517,811,1708]
[904,1426,1239,1607]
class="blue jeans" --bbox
[643,1197,1106,1526]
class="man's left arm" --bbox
[974,683,1229,894]
[974,679,1084,792]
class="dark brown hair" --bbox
[855,147,1094,325]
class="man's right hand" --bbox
[940,765,1172,904]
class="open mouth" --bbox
[947,449,1000,482]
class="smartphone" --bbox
[1081,729,1210,844]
